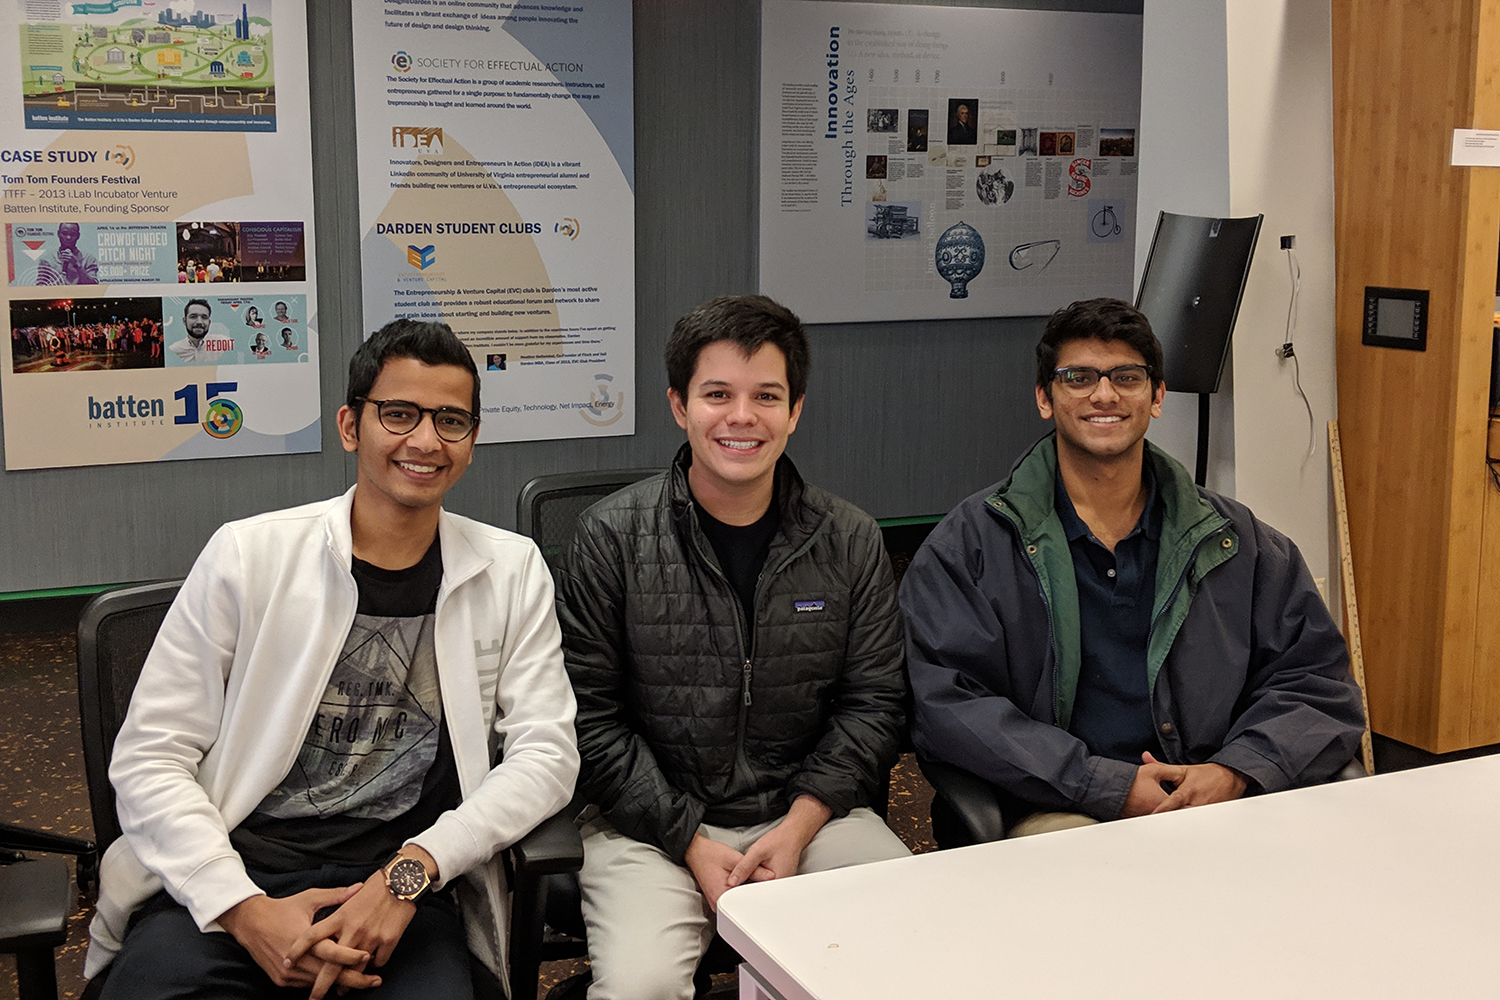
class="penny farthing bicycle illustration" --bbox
[1092,204,1122,238]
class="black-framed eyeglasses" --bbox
[356,397,479,441]
[1052,364,1154,395]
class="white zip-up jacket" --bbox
[86,487,579,992]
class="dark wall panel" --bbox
[0,0,1136,592]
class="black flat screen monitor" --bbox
[1134,211,1263,395]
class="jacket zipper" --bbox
[687,510,830,792]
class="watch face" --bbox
[387,857,428,898]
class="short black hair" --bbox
[665,295,811,403]
[346,318,480,417]
[1035,297,1164,397]
[184,298,210,317]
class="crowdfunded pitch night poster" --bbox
[0,0,320,471]
[352,0,635,444]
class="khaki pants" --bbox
[1007,811,1100,838]
[578,806,910,1000]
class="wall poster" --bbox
[760,1,1143,324]
[1,0,320,471]
[353,0,635,443]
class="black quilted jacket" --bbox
[556,445,906,863]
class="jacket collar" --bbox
[321,484,491,590]
[986,432,1219,543]
[667,442,822,545]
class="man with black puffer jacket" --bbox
[556,295,910,1000]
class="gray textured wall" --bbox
[0,0,1140,594]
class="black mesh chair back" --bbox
[516,470,661,573]
[76,580,184,853]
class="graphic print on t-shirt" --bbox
[255,612,442,820]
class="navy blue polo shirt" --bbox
[1055,463,1164,763]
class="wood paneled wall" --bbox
[1333,0,1500,751]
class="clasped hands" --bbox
[1121,750,1248,818]
[217,847,434,999]
[684,795,833,911]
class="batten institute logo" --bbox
[203,397,244,439]
[392,50,413,73]
[407,244,436,270]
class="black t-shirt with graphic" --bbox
[231,536,462,873]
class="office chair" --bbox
[1,638,99,1000]
[516,469,661,576]
[75,580,579,1000]
[0,850,72,1000]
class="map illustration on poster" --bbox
[0,0,319,471]
[353,0,636,444]
[19,0,276,131]
[760,1,1143,324]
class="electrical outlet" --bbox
[1315,577,1328,604]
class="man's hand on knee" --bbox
[728,795,832,887]
[285,870,420,978]
[216,887,380,993]
[1145,751,1247,813]
[1120,757,1175,818]
[684,833,765,913]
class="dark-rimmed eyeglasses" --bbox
[1051,364,1154,396]
[356,397,478,441]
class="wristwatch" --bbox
[380,851,432,903]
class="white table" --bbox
[719,756,1500,999]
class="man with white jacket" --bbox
[89,319,579,999]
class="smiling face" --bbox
[1035,337,1164,466]
[337,356,476,519]
[669,340,803,513]
[183,303,211,341]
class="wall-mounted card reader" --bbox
[1362,286,1429,351]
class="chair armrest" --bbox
[917,757,1007,844]
[509,809,583,876]
[507,810,583,1000]
[0,821,96,860]
[0,858,71,950]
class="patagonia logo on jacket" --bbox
[794,600,825,613]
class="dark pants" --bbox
[98,864,473,1000]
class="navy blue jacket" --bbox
[900,435,1365,821]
